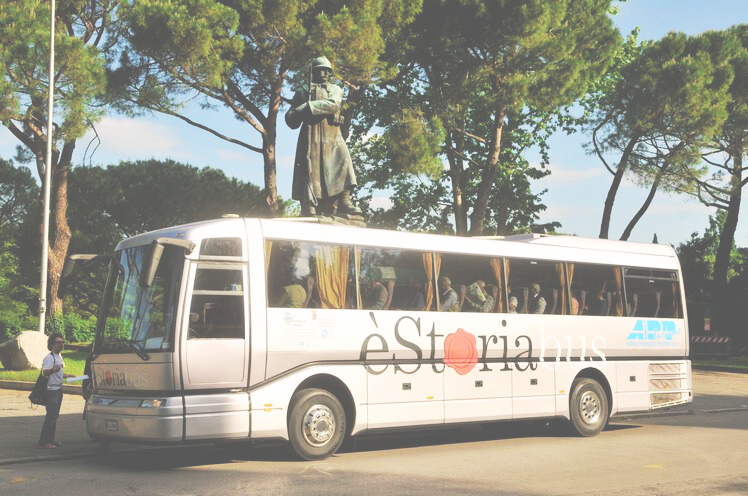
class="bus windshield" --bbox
[95,245,185,355]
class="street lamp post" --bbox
[38,0,56,333]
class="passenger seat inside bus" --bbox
[543,288,558,314]
[573,290,586,315]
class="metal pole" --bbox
[38,0,55,333]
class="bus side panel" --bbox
[614,361,650,413]
[444,363,512,423]
[249,365,368,440]
[184,393,250,440]
[367,366,444,429]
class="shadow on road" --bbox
[84,419,643,470]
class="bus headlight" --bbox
[139,399,165,408]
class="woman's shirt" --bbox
[42,353,64,390]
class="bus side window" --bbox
[189,266,245,339]
[358,247,432,311]
[623,270,680,318]
[567,263,623,317]
[505,258,563,315]
[436,253,504,313]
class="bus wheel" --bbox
[288,388,346,460]
[569,377,608,437]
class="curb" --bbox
[615,405,748,421]
[0,380,82,396]
[0,440,228,467]
[0,442,206,467]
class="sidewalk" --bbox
[0,370,746,465]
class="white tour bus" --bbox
[84,217,692,460]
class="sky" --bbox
[1,0,746,247]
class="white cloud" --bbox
[369,195,393,210]
[85,117,184,160]
[647,200,712,216]
[537,162,604,184]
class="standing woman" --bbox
[38,333,72,449]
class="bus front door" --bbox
[181,262,250,439]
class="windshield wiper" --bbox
[114,338,150,361]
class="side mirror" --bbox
[61,254,112,280]
[139,242,164,289]
[139,238,195,288]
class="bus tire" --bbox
[569,377,608,437]
[288,388,346,460]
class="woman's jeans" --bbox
[39,389,63,445]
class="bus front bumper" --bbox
[86,395,183,442]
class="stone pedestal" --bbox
[0,331,49,370]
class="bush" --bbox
[45,314,97,343]
[0,313,24,343]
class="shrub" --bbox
[0,313,24,343]
[45,314,97,343]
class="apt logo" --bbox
[626,319,682,347]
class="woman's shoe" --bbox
[52,441,62,447]
[37,443,57,449]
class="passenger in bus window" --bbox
[364,271,388,310]
[571,293,580,315]
[275,277,315,308]
[409,279,426,311]
[508,296,518,313]
[590,281,610,316]
[463,280,497,313]
[528,283,546,314]
[439,276,460,312]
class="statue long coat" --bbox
[285,82,357,205]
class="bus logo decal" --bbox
[626,320,681,346]
[443,328,479,375]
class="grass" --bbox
[0,349,87,382]
[692,358,748,370]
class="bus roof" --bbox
[116,217,679,270]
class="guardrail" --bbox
[690,336,731,359]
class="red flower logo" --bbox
[443,328,478,375]
[105,370,113,385]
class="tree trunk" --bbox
[448,123,468,235]
[263,76,284,216]
[495,180,511,236]
[38,141,75,318]
[710,151,743,337]
[262,131,278,216]
[599,134,640,239]
[469,108,504,236]
[619,162,668,241]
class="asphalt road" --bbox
[0,369,746,495]
[1,410,747,495]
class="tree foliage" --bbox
[677,211,748,350]
[112,0,421,215]
[0,159,38,230]
[61,159,269,317]
[585,29,736,240]
[353,0,619,235]
[0,0,115,316]
[686,25,748,340]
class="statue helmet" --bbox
[311,56,333,71]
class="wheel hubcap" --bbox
[579,391,601,425]
[301,404,336,447]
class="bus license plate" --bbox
[105,420,118,432]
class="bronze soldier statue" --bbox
[285,56,361,217]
